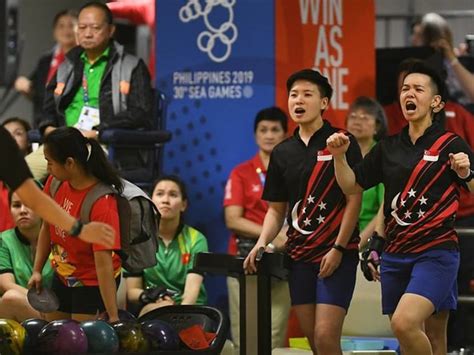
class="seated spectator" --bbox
[223,106,290,349]
[26,1,153,181]
[2,117,32,156]
[0,186,54,322]
[414,13,474,107]
[125,175,208,317]
[0,117,32,232]
[14,9,77,128]
[345,97,387,248]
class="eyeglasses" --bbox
[347,113,375,122]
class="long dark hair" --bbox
[44,127,123,192]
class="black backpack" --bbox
[50,178,159,273]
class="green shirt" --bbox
[359,183,384,231]
[64,47,110,127]
[0,228,54,292]
[359,141,385,231]
[142,225,208,305]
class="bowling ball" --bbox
[0,319,26,355]
[141,319,180,350]
[21,318,49,351]
[80,320,119,353]
[36,319,88,354]
[112,320,149,353]
[98,309,136,322]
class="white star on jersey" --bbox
[307,195,315,204]
[404,210,412,219]
[417,209,425,218]
[408,189,416,198]
[303,217,311,226]
[419,196,428,205]
[318,201,326,210]
[316,215,325,224]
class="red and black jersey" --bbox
[354,120,474,254]
[263,120,362,263]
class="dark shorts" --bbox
[52,275,120,315]
[288,251,359,311]
[380,249,460,315]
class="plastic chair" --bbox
[100,89,172,191]
[138,305,230,354]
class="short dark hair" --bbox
[253,107,288,133]
[402,60,447,102]
[79,1,113,24]
[1,116,31,132]
[52,9,78,28]
[152,175,188,202]
[286,68,333,101]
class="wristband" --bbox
[332,243,346,253]
[139,291,152,306]
[69,220,83,237]
[459,169,473,182]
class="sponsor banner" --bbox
[275,0,375,130]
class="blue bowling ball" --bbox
[80,320,119,353]
[141,319,180,350]
[21,318,48,351]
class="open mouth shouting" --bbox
[405,101,417,114]
[294,107,306,118]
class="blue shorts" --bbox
[288,251,358,311]
[380,249,459,315]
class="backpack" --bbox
[50,178,159,273]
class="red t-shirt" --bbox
[223,154,268,255]
[44,177,121,287]
[0,182,14,232]
[384,102,474,218]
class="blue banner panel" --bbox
[156,0,275,305]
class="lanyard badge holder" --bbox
[76,68,100,131]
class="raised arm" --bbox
[326,132,364,195]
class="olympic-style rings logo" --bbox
[179,0,238,63]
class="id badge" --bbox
[75,106,100,130]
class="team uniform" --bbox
[126,224,208,307]
[0,228,54,290]
[44,176,121,314]
[384,101,474,222]
[263,120,362,309]
[353,120,474,314]
[224,154,290,348]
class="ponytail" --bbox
[44,127,123,192]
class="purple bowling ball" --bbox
[37,319,88,354]
[141,319,180,350]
